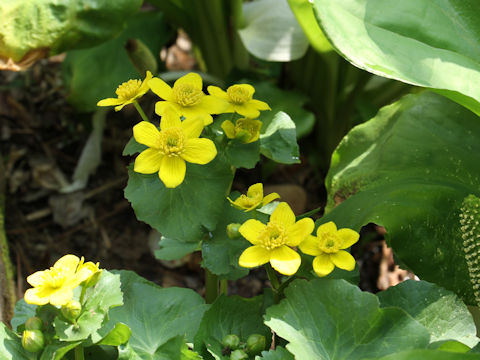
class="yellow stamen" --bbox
[259,223,287,250]
[159,128,185,156]
[173,84,203,107]
[227,85,252,105]
[116,79,142,100]
[43,268,67,289]
[319,234,341,253]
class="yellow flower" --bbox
[238,202,314,275]
[221,118,262,143]
[149,72,226,125]
[208,84,270,118]
[228,183,280,212]
[133,107,217,188]
[299,221,359,277]
[97,71,152,111]
[77,257,102,287]
[24,255,94,306]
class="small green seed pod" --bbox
[25,316,43,331]
[222,334,241,350]
[246,334,266,355]
[61,299,82,322]
[226,224,242,239]
[22,330,45,353]
[230,349,249,360]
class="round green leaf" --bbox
[367,349,480,360]
[255,347,294,360]
[260,112,300,164]
[264,279,430,359]
[312,0,480,116]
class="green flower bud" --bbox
[126,38,158,75]
[22,330,45,353]
[246,334,266,355]
[25,316,43,331]
[226,224,242,239]
[222,334,241,350]
[230,349,249,360]
[61,299,82,322]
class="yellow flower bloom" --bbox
[238,202,314,275]
[149,72,226,125]
[221,118,262,144]
[77,257,102,287]
[228,183,280,212]
[208,84,270,118]
[299,221,359,277]
[24,255,94,306]
[133,107,217,188]
[97,71,152,111]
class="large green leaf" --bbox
[124,153,234,242]
[260,112,300,164]
[312,0,480,115]
[194,295,270,360]
[323,92,480,305]
[109,271,208,359]
[367,350,480,360]
[0,0,142,64]
[11,299,36,332]
[63,11,170,111]
[264,279,430,359]
[0,323,35,360]
[377,280,479,347]
[256,347,294,360]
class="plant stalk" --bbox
[133,101,149,122]
[265,264,281,303]
[74,345,85,360]
[205,269,219,304]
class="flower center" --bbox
[235,119,257,135]
[116,79,142,100]
[319,234,341,254]
[43,268,67,289]
[159,128,185,156]
[227,85,252,105]
[173,84,203,107]
[238,193,261,208]
[259,223,287,250]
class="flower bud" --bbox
[61,299,82,322]
[126,38,158,75]
[22,330,45,353]
[230,349,249,360]
[246,334,266,355]
[25,316,43,331]
[222,334,240,350]
[226,224,242,239]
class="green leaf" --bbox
[0,323,35,360]
[260,112,300,164]
[155,236,200,261]
[429,340,471,353]
[287,0,333,53]
[39,341,82,360]
[0,0,142,63]
[323,92,480,305]
[367,349,480,360]
[11,299,36,332]
[255,347,294,360]
[109,271,208,358]
[123,137,147,156]
[378,280,479,347]
[97,323,131,346]
[312,0,480,116]
[238,0,309,62]
[63,11,170,111]
[194,295,270,359]
[264,279,430,359]
[225,140,260,169]
[124,155,234,242]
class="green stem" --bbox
[297,206,322,220]
[79,286,87,304]
[205,269,219,304]
[219,279,228,296]
[74,345,85,360]
[133,101,149,122]
[265,263,281,303]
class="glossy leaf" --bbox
[323,92,480,305]
[265,279,430,359]
[312,0,480,115]
[367,349,480,360]
[155,236,200,261]
[260,112,300,164]
[11,299,36,332]
[0,323,34,360]
[225,140,260,170]
[255,347,294,360]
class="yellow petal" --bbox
[26,271,46,287]
[180,106,213,125]
[49,288,74,306]
[299,235,322,256]
[330,250,356,271]
[233,104,260,118]
[262,192,280,206]
[286,217,314,247]
[174,72,202,89]
[160,106,182,130]
[97,98,124,107]
[270,245,301,276]
[221,120,236,139]
[155,100,180,116]
[270,202,296,226]
[239,219,266,245]
[182,138,217,164]
[159,156,186,188]
[54,255,80,275]
[114,100,134,112]
[338,228,360,249]
[24,288,50,305]
[134,148,163,173]
[149,77,173,100]
[250,99,271,111]
[181,118,204,139]
[316,221,337,237]
[247,183,263,199]
[207,85,228,99]
[312,253,335,277]
[200,95,229,114]
[138,71,153,96]
[133,121,161,148]
[239,245,271,268]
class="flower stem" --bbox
[79,286,87,304]
[297,206,323,220]
[219,279,228,296]
[74,345,85,360]
[133,101,149,122]
[205,269,219,304]
[265,263,281,303]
